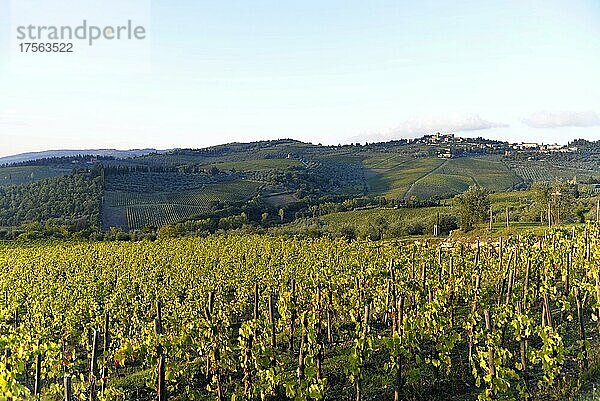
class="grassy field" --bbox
[0,166,70,186]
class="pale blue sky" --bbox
[1,0,599,157]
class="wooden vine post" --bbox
[101,312,110,394]
[205,291,223,401]
[157,348,166,401]
[575,288,589,371]
[64,375,72,401]
[316,286,323,380]
[355,303,370,401]
[468,273,481,363]
[394,295,405,401]
[297,313,307,382]
[484,309,496,379]
[516,301,528,390]
[326,286,334,344]
[34,338,42,398]
[268,292,277,349]
[155,300,167,401]
[289,279,297,353]
[89,329,99,401]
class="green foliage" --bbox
[0,226,599,399]
[531,181,577,224]
[0,172,102,229]
[455,185,491,231]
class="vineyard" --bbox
[2,228,600,400]
[125,204,211,230]
[511,164,590,184]
[436,157,520,191]
[102,180,261,230]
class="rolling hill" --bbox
[1,135,599,232]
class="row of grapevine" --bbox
[105,190,221,208]
[1,227,600,399]
[126,204,210,230]
[103,180,261,229]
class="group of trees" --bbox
[0,172,103,229]
[454,186,491,231]
[336,213,459,240]
[454,181,585,232]
[265,212,459,241]
[530,181,579,224]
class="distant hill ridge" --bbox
[3,134,599,166]
[0,149,168,165]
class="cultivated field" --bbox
[2,227,600,400]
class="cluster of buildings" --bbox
[412,132,577,159]
[509,143,576,153]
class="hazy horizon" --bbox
[1,129,597,160]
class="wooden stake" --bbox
[157,347,166,401]
[205,291,215,320]
[34,338,42,397]
[89,329,98,399]
[268,293,276,349]
[394,296,404,401]
[484,309,496,378]
[297,313,307,381]
[543,294,554,329]
[575,288,589,371]
[356,303,370,401]
[316,286,323,381]
[595,272,600,335]
[102,312,110,394]
[289,280,297,353]
[154,300,163,335]
[327,287,334,344]
[389,262,398,334]
[64,375,72,401]
[517,302,527,372]
[253,283,259,321]
[523,259,530,306]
